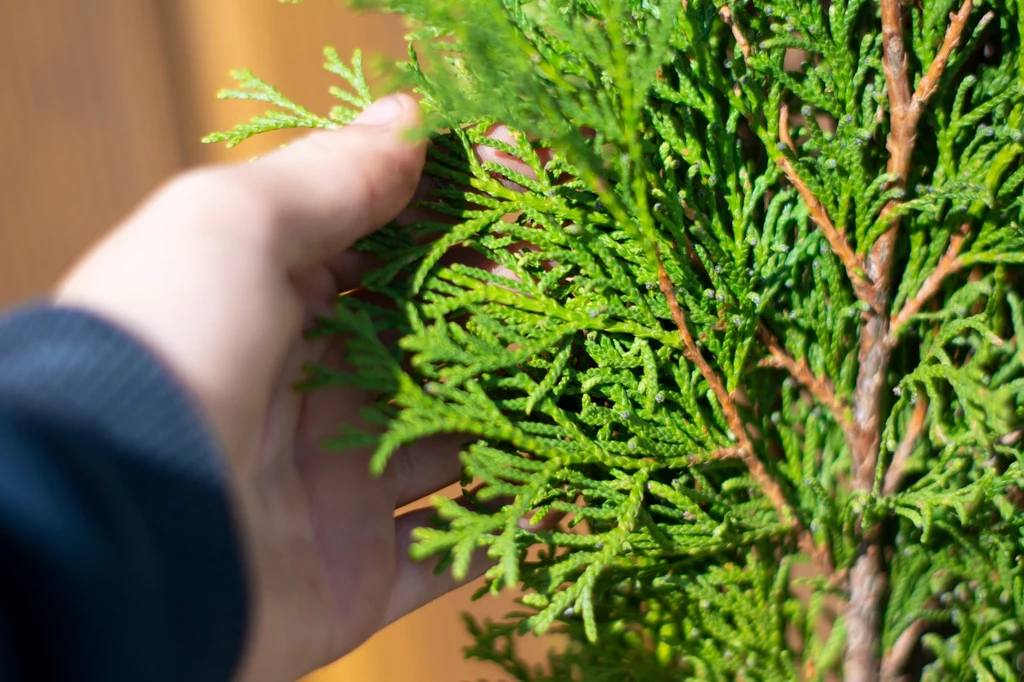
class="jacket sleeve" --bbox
[0,306,248,682]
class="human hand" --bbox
[56,94,479,682]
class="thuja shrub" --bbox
[208,0,1024,679]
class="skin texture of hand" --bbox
[56,94,478,682]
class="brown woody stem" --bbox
[780,103,796,152]
[847,541,888,682]
[911,3,979,117]
[889,225,968,336]
[871,0,973,298]
[655,254,824,565]
[847,3,974,681]
[718,6,752,60]
[775,156,877,308]
[882,399,929,496]
[678,446,745,467]
[880,618,929,682]
[757,324,857,443]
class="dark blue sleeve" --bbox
[0,306,249,682]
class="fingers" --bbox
[383,491,566,626]
[475,123,552,191]
[383,503,491,626]
[473,123,594,192]
[230,93,427,272]
[300,340,465,511]
[390,434,467,509]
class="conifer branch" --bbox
[655,259,741,441]
[757,324,856,441]
[852,322,890,489]
[656,254,824,567]
[872,0,973,296]
[911,3,980,121]
[846,542,888,682]
[890,226,968,337]
[212,3,1024,678]
[775,156,877,309]
[849,5,974,681]
[856,0,975,486]
[881,399,928,496]
[772,93,872,306]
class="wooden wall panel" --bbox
[0,1,183,307]
[159,0,410,165]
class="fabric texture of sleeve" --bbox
[0,305,248,682]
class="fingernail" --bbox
[353,94,407,126]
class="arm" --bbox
[0,307,245,682]
[0,94,475,682]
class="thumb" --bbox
[231,93,426,271]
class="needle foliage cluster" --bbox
[209,0,1024,678]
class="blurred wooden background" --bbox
[0,1,552,680]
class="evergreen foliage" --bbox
[208,0,1024,679]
